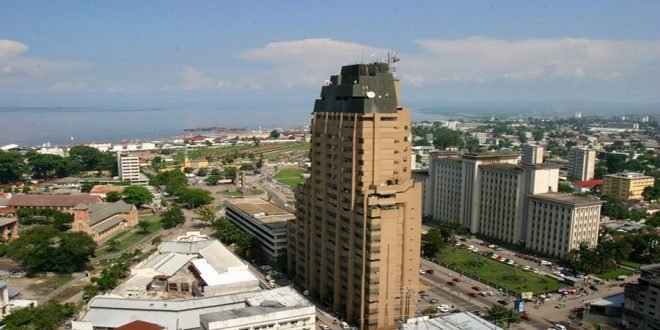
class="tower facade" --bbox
[288,63,421,329]
[567,147,596,181]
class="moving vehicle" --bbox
[320,325,330,330]
[426,269,434,274]
[430,298,438,303]
[437,304,452,313]
[471,286,481,291]
[467,292,478,298]
[340,321,350,329]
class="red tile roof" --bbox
[116,320,164,330]
[573,179,604,188]
[8,194,101,207]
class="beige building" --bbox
[602,172,655,201]
[118,152,141,183]
[623,264,660,329]
[428,151,462,225]
[289,63,421,329]
[522,144,544,165]
[479,164,525,243]
[567,147,596,181]
[525,193,602,259]
[225,198,295,260]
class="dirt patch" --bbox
[1,275,73,300]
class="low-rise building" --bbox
[525,193,602,259]
[89,185,125,200]
[7,194,102,213]
[0,217,18,241]
[225,198,295,260]
[71,201,138,241]
[603,172,655,201]
[399,312,502,330]
[623,264,660,329]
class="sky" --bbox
[1,0,660,109]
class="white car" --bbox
[533,268,540,273]
[490,254,499,259]
[320,325,330,330]
[507,260,515,265]
[553,324,567,330]
[420,269,426,274]
[471,247,479,253]
[437,304,452,313]
[523,266,530,271]
[340,322,350,329]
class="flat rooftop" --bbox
[530,193,604,207]
[225,198,295,224]
[480,163,522,172]
[463,151,521,159]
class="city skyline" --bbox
[1,1,660,108]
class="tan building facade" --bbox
[72,201,138,241]
[288,63,421,329]
[602,172,654,200]
[522,144,544,165]
[525,193,602,259]
[428,152,462,224]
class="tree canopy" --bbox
[121,185,154,208]
[0,150,25,184]
[7,226,96,274]
[2,300,78,330]
[161,206,185,229]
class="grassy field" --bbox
[262,142,310,158]
[221,188,265,196]
[597,268,634,280]
[620,260,643,268]
[439,246,563,294]
[97,215,162,256]
[273,168,306,187]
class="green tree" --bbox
[68,145,103,171]
[121,185,154,208]
[270,130,281,139]
[194,204,216,223]
[240,163,255,171]
[210,168,221,176]
[161,206,185,229]
[532,130,545,141]
[205,175,222,185]
[7,227,96,274]
[106,191,122,202]
[0,150,25,184]
[433,127,464,150]
[224,167,237,180]
[107,238,119,252]
[255,154,264,169]
[178,188,213,208]
[137,220,150,234]
[2,300,78,330]
[197,168,208,176]
[558,183,574,193]
[150,156,164,169]
[485,304,521,328]
[235,231,262,260]
[183,167,194,174]
[28,154,80,179]
[643,185,660,201]
[421,229,445,258]
[465,137,481,152]
[601,195,630,219]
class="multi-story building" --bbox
[602,172,655,201]
[521,144,544,165]
[117,152,141,183]
[567,147,596,181]
[525,193,602,258]
[623,264,660,329]
[411,169,432,219]
[288,62,421,329]
[225,198,295,260]
[428,151,462,225]
[478,164,525,243]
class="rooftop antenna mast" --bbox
[387,52,400,76]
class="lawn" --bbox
[262,142,310,158]
[597,268,633,280]
[273,168,306,187]
[221,188,265,196]
[97,215,162,256]
[620,260,643,268]
[438,246,563,294]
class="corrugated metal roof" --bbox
[198,241,245,273]
[142,253,195,277]
[8,194,101,207]
[159,239,214,255]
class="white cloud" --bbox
[0,39,28,58]
[404,37,660,84]
[181,66,216,90]
[49,81,88,92]
[238,38,389,87]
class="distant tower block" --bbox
[522,144,544,165]
[574,112,582,119]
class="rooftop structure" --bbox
[399,312,503,330]
[74,287,313,330]
[8,194,101,209]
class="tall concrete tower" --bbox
[288,63,421,329]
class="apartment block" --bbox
[288,62,421,329]
[602,172,655,201]
[623,264,660,329]
[428,151,462,225]
[525,193,602,259]
[117,152,141,183]
[568,147,596,181]
[225,198,295,260]
[479,164,525,243]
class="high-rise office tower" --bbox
[288,63,421,329]
[567,147,596,181]
[117,152,140,183]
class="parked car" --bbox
[467,292,478,298]
[447,281,457,286]
[320,325,330,330]
[430,298,438,303]
[471,286,481,291]
[426,269,435,274]
[419,269,426,274]
[452,277,462,283]
[340,321,350,329]
[521,314,531,321]
[589,285,599,291]
[437,304,452,313]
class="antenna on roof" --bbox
[387,52,400,75]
